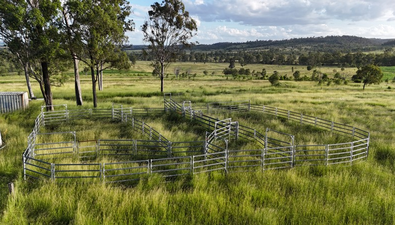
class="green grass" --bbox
[381,66,395,81]
[1,62,395,224]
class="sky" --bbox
[128,0,395,45]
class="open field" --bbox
[1,62,395,224]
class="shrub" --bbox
[269,72,280,86]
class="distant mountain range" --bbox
[125,35,395,52]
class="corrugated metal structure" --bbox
[0,92,29,113]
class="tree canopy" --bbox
[352,65,383,90]
[142,0,197,93]
[0,0,133,109]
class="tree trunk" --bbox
[73,54,83,105]
[41,61,53,111]
[38,80,46,102]
[23,63,35,99]
[91,66,97,108]
[160,62,164,93]
[99,62,103,91]
[363,82,366,90]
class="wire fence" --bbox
[22,94,370,183]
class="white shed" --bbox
[0,92,29,113]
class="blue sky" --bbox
[127,0,395,45]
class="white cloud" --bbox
[356,24,395,38]
[131,4,150,19]
[127,1,395,44]
[184,0,395,26]
[194,0,205,5]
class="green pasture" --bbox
[0,62,395,224]
[381,66,395,81]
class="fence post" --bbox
[367,133,370,157]
[291,135,295,167]
[287,111,290,120]
[42,111,45,126]
[102,163,105,183]
[23,156,26,180]
[121,105,124,122]
[262,105,265,113]
[51,163,55,181]
[225,139,228,174]
[235,122,239,141]
[191,156,195,174]
[142,122,145,134]
[167,141,172,157]
[112,103,114,120]
[331,122,334,132]
[149,127,152,140]
[228,121,231,141]
[352,127,355,138]
[275,108,278,117]
[132,118,135,128]
[325,144,329,166]
[149,159,152,174]
[350,142,354,164]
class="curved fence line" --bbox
[22,95,370,183]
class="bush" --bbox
[334,79,342,85]
[269,72,280,86]
[293,71,301,81]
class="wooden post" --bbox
[8,182,14,195]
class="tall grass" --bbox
[1,65,395,224]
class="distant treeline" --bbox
[126,35,394,52]
[127,35,395,67]
[129,48,395,68]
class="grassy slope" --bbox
[0,62,395,224]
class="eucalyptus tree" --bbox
[0,0,63,111]
[60,1,84,105]
[142,0,197,93]
[352,64,383,90]
[66,0,133,107]
[0,1,35,99]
